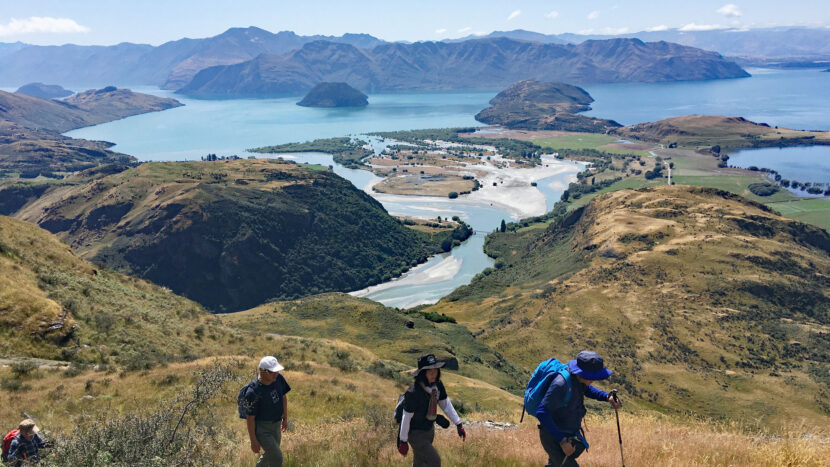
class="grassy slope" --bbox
[3,339,826,466]
[222,293,526,392]
[10,159,449,312]
[429,186,830,429]
[0,215,232,366]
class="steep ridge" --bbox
[179,37,749,97]
[9,159,454,312]
[475,80,621,132]
[429,185,830,428]
[0,215,230,367]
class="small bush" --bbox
[11,360,38,378]
[748,182,779,197]
[328,350,358,373]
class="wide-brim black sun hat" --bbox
[411,353,459,375]
[568,350,612,380]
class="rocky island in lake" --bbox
[475,80,621,132]
[297,82,368,108]
[15,82,74,99]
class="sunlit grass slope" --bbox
[430,185,830,429]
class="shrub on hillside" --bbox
[43,362,242,466]
[748,182,780,197]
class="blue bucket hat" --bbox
[568,350,612,380]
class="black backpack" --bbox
[237,380,259,419]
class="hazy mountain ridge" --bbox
[456,27,830,59]
[179,37,748,97]
[0,27,387,89]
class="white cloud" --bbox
[435,28,447,34]
[587,10,600,20]
[545,11,559,19]
[645,25,669,32]
[679,23,725,31]
[716,4,743,17]
[0,16,89,36]
[507,10,521,21]
[458,26,472,34]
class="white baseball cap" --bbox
[259,356,284,372]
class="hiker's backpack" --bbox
[2,429,20,462]
[521,358,573,422]
[393,393,405,424]
[237,380,259,419]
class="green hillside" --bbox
[8,159,458,312]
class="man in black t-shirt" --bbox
[244,356,291,467]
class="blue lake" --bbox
[727,145,830,185]
[583,68,830,131]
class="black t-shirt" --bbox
[403,380,448,431]
[244,375,291,422]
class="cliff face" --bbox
[179,37,750,97]
[297,82,368,107]
[474,80,621,132]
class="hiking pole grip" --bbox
[610,389,625,467]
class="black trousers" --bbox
[538,426,586,467]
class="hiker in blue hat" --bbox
[536,350,621,467]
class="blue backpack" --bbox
[521,358,573,422]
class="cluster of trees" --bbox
[201,153,241,161]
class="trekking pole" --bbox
[611,389,625,467]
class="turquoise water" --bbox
[583,68,830,130]
[67,89,493,160]
[727,145,830,190]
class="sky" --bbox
[1,0,829,46]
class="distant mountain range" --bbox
[2,26,827,95]
[0,27,385,89]
[179,37,748,97]
[454,27,830,60]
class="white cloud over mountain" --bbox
[507,10,521,21]
[0,16,89,36]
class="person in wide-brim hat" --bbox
[536,350,622,467]
[398,354,466,465]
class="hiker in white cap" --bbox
[241,356,291,467]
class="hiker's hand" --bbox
[281,417,288,432]
[397,440,409,456]
[608,394,622,409]
[456,423,466,440]
[250,439,261,454]
[560,438,575,456]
